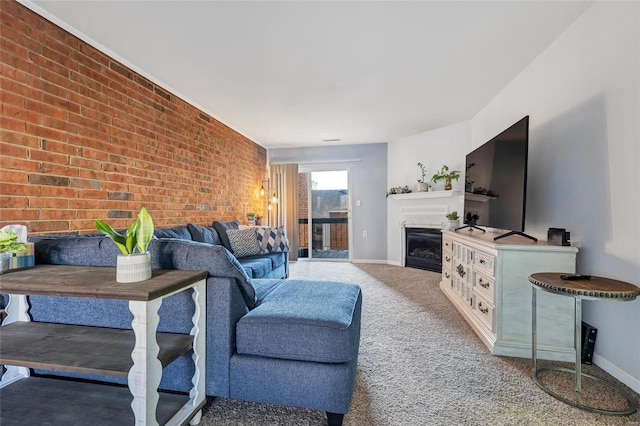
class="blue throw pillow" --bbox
[187,223,221,245]
[212,220,240,251]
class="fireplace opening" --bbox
[405,227,442,272]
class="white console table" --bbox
[0,265,207,425]
[440,229,578,361]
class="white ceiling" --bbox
[23,1,592,149]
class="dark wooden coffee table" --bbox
[529,273,640,415]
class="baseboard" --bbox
[386,260,402,267]
[351,259,389,265]
[593,352,640,394]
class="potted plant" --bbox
[416,162,429,192]
[443,211,460,230]
[247,212,256,226]
[255,214,263,226]
[95,207,154,283]
[0,231,28,273]
[386,186,412,197]
[431,165,461,190]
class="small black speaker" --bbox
[581,321,597,364]
[547,228,570,246]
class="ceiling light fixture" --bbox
[322,138,341,142]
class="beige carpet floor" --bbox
[200,262,640,425]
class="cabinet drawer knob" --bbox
[456,264,466,278]
[445,256,451,262]
[478,302,489,314]
[479,278,490,289]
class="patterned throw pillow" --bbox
[255,226,290,254]
[226,228,261,258]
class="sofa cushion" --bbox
[154,226,192,240]
[187,223,221,245]
[255,226,290,253]
[252,279,286,301]
[226,228,261,258]
[212,220,240,251]
[238,256,272,278]
[236,280,362,363]
[29,235,120,267]
[261,252,286,270]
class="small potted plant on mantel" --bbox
[416,162,429,192]
[432,165,461,190]
[443,211,460,230]
[95,207,154,283]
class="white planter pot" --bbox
[116,252,152,283]
[416,182,429,192]
[442,220,460,230]
[0,252,11,272]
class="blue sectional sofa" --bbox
[153,222,289,279]
[10,226,361,425]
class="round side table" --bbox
[528,273,640,415]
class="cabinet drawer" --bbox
[442,236,453,254]
[473,292,494,331]
[473,251,495,278]
[474,272,494,302]
[443,251,453,270]
[442,269,452,288]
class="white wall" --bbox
[471,2,640,392]
[386,121,471,264]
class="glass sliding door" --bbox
[297,169,350,260]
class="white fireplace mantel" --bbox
[389,190,460,200]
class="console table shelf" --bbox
[0,322,193,378]
[0,377,189,426]
[0,265,208,426]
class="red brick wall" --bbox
[0,1,266,234]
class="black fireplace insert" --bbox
[405,227,442,272]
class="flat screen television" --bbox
[461,116,535,241]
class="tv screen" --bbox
[463,116,529,238]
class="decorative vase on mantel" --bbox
[444,178,453,191]
[417,182,429,192]
[116,252,152,283]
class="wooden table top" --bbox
[529,273,640,301]
[0,265,208,301]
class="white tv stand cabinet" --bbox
[440,229,578,361]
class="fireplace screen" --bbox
[405,228,442,272]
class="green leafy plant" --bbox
[94,207,154,255]
[255,214,263,220]
[446,211,459,221]
[417,162,428,183]
[431,165,461,183]
[0,231,27,254]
